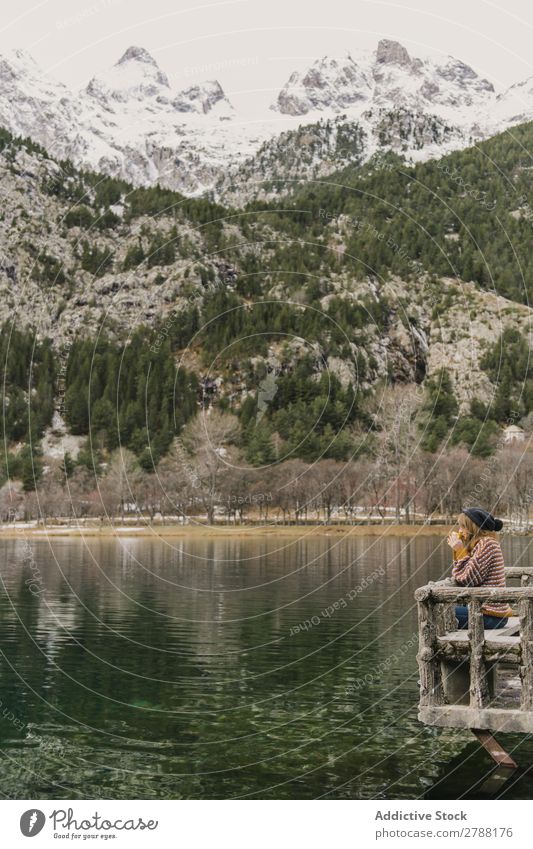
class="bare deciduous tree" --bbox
[100,448,143,520]
[181,411,241,524]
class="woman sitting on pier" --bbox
[447,508,512,630]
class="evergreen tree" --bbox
[20,446,43,491]
[420,368,458,451]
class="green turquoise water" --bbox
[1,532,532,799]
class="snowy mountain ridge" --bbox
[0,39,531,200]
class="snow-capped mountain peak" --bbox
[2,47,41,74]
[0,48,60,92]
[272,53,372,115]
[83,46,234,120]
[85,45,170,104]
[117,45,161,68]
[0,48,76,158]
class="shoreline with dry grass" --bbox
[0,521,464,539]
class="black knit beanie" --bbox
[463,507,503,533]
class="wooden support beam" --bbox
[519,598,533,711]
[472,729,518,769]
[469,599,490,709]
[417,597,444,707]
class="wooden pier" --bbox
[415,567,533,767]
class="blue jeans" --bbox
[454,605,507,630]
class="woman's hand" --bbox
[447,531,464,551]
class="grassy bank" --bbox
[0,522,456,539]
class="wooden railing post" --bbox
[468,599,490,709]
[519,598,533,711]
[416,591,444,707]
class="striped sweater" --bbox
[451,536,512,618]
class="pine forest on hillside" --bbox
[1,120,533,524]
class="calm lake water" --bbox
[1,531,533,800]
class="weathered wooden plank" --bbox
[435,603,451,636]
[439,644,518,669]
[519,598,533,711]
[436,617,520,638]
[419,705,533,734]
[438,633,520,649]
[441,652,518,665]
[439,652,519,671]
[440,658,497,705]
[437,634,521,664]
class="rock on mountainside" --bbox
[0,39,533,200]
